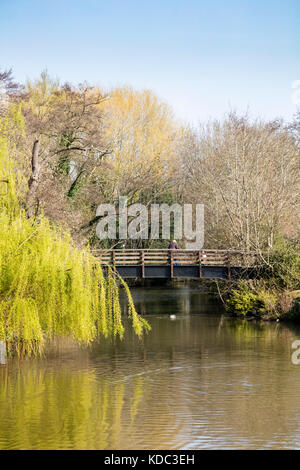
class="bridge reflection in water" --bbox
[93,249,260,279]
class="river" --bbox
[1,285,300,450]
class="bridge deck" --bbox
[92,249,259,279]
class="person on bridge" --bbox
[168,240,179,266]
[168,240,178,250]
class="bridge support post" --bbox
[227,252,231,280]
[141,250,145,278]
[170,251,174,278]
[199,250,202,278]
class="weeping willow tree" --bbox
[0,132,150,357]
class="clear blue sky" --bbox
[0,0,299,123]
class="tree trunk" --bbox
[26,139,40,218]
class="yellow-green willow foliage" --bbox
[0,108,23,214]
[0,141,150,357]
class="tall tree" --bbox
[183,113,300,250]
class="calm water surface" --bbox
[1,285,300,450]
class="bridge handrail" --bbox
[92,248,260,269]
[91,248,258,253]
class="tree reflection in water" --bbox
[1,287,300,450]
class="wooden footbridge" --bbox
[93,249,260,280]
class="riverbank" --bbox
[126,275,300,324]
[225,281,300,322]
[224,242,300,322]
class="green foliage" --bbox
[57,132,76,176]
[264,239,300,290]
[226,237,300,320]
[67,171,85,198]
[0,141,150,356]
[0,137,19,213]
[226,282,259,316]
[256,288,278,316]
[57,155,71,176]
[226,280,299,320]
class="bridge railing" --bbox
[92,249,259,268]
